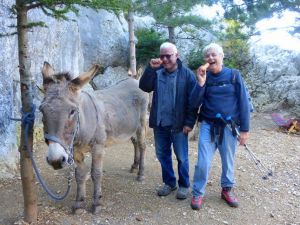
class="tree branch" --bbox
[0,32,18,37]
[26,2,44,10]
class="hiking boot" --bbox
[221,187,239,208]
[191,196,203,210]
[157,184,177,196]
[176,187,189,200]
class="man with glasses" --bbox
[139,42,197,200]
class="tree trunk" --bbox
[168,26,176,44]
[128,9,137,79]
[16,0,37,222]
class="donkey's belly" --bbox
[104,132,135,147]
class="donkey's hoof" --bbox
[91,204,101,214]
[136,175,145,182]
[130,166,138,173]
[72,202,86,214]
[72,207,86,215]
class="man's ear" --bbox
[69,64,101,92]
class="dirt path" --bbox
[0,113,299,225]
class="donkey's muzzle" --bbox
[47,156,66,170]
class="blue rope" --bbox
[12,104,73,201]
[21,105,36,126]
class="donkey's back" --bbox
[94,78,149,144]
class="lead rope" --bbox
[12,104,74,201]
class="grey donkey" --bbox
[40,62,148,213]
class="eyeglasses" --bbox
[159,53,174,60]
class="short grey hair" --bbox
[160,42,178,54]
[202,43,224,58]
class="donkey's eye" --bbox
[69,109,76,117]
[69,109,76,118]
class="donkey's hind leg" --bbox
[136,126,146,182]
[130,136,140,173]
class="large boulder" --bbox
[248,43,300,115]
[92,66,129,90]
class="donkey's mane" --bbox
[42,72,73,102]
[43,72,72,85]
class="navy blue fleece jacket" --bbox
[189,66,250,131]
[139,59,197,131]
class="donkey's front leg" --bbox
[72,159,89,214]
[91,144,104,214]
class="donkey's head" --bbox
[40,62,100,169]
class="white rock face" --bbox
[92,66,129,90]
[0,1,130,178]
[134,15,156,31]
[248,42,300,115]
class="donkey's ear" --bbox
[42,61,55,79]
[70,64,100,91]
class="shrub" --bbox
[136,29,166,66]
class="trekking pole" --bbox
[215,113,273,180]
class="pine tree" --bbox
[218,0,300,35]
[135,0,212,44]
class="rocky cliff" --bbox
[248,42,300,115]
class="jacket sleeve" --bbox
[139,65,160,93]
[184,70,199,129]
[189,82,206,109]
[235,72,250,132]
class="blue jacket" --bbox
[189,66,250,131]
[139,59,197,131]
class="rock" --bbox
[248,43,300,114]
[134,15,156,30]
[92,66,129,90]
[292,191,300,197]
[135,216,143,221]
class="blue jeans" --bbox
[192,121,238,197]
[153,126,190,188]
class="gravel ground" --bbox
[0,112,299,225]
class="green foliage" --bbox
[136,28,166,66]
[166,15,211,28]
[0,0,132,36]
[187,42,206,70]
[219,20,250,72]
[135,0,212,42]
[12,0,132,19]
[187,19,250,73]
[221,0,300,34]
